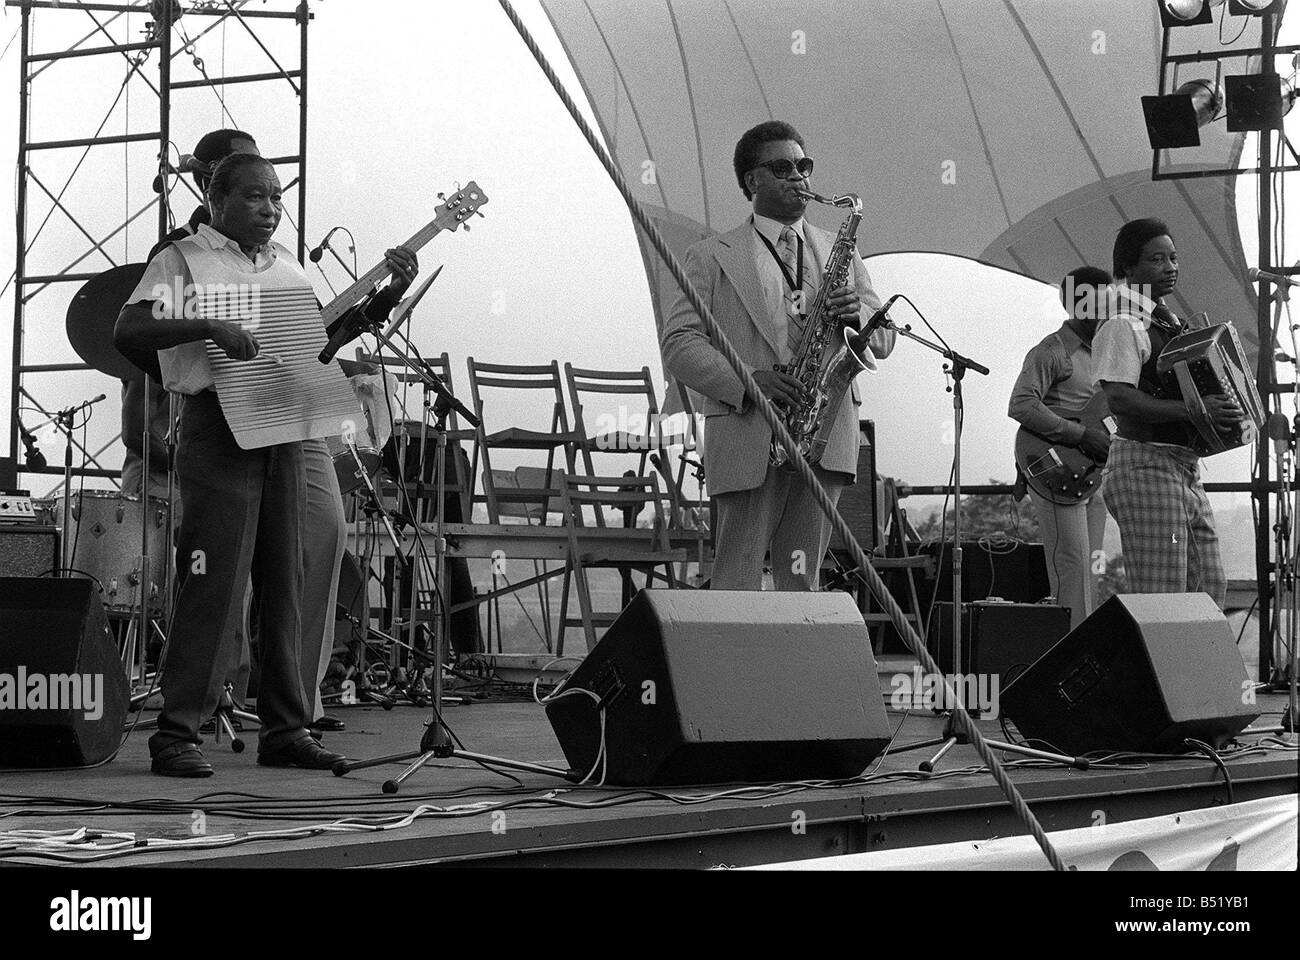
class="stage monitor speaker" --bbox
[545,589,891,786]
[0,524,58,578]
[928,600,1070,683]
[1002,592,1259,754]
[0,578,129,767]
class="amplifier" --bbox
[919,539,1051,605]
[927,600,1071,684]
[0,493,37,523]
[829,420,879,554]
[0,525,59,578]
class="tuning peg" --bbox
[437,192,446,200]
[476,210,485,218]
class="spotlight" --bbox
[1142,79,1225,148]
[1158,0,1223,28]
[1227,0,1281,15]
[1225,73,1298,131]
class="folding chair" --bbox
[464,359,582,651]
[557,472,682,654]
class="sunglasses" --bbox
[752,157,814,179]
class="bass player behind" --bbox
[1009,266,1112,630]
[660,120,895,590]
[1091,218,1240,608]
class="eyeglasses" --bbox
[751,157,814,179]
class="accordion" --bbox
[1155,322,1264,456]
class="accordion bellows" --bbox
[1156,323,1265,456]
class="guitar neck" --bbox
[319,218,444,326]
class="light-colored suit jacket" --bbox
[660,216,893,496]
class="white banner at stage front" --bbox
[742,795,1297,871]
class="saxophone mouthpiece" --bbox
[797,190,862,211]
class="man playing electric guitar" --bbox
[1009,266,1113,629]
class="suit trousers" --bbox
[149,390,310,755]
[1028,488,1108,630]
[213,439,345,719]
[300,438,347,719]
[711,463,846,590]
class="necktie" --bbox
[779,226,807,357]
[1151,302,1180,330]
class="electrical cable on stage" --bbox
[0,730,1291,862]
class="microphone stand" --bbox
[1264,277,1299,730]
[324,237,357,281]
[873,317,1079,770]
[330,311,573,792]
[53,394,106,576]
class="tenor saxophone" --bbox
[770,190,874,467]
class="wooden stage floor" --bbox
[0,674,1294,869]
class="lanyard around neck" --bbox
[756,227,803,293]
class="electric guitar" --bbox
[1013,392,1114,505]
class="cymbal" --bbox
[66,264,163,383]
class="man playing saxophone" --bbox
[661,121,895,590]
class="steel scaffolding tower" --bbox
[6,0,311,481]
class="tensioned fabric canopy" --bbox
[541,0,1266,390]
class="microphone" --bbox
[309,227,342,263]
[57,394,108,424]
[152,154,211,193]
[863,294,901,337]
[1248,267,1300,288]
[15,419,46,471]
[318,308,370,364]
[1267,412,1291,456]
[177,153,210,176]
[849,294,901,353]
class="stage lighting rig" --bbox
[1142,78,1225,148]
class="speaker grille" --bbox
[0,525,58,578]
